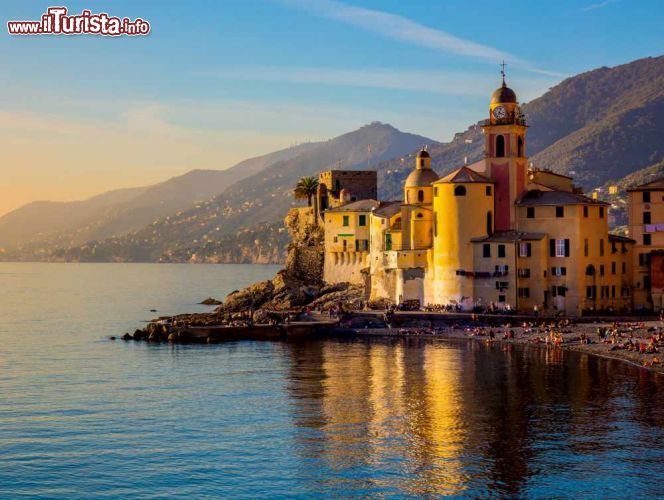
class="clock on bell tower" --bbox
[481,64,529,231]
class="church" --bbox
[319,75,637,316]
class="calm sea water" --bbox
[0,263,662,498]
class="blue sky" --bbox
[0,0,662,214]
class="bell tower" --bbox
[481,64,528,231]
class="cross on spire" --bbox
[500,60,507,85]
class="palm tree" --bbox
[293,176,319,207]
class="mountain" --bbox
[7,123,434,262]
[376,55,664,195]
[5,55,664,263]
[0,142,317,251]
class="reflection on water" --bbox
[285,338,664,497]
[0,263,662,497]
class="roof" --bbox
[627,177,664,192]
[325,199,380,212]
[435,166,493,184]
[416,150,430,159]
[531,169,572,180]
[373,201,402,218]
[516,190,609,207]
[608,233,635,243]
[491,81,517,104]
[471,230,546,243]
[404,168,439,188]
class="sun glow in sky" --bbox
[0,0,662,216]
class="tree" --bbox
[293,176,319,207]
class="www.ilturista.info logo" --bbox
[7,7,150,36]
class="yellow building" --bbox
[321,74,642,316]
[628,179,664,311]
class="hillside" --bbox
[376,55,664,196]
[4,123,433,263]
[0,142,317,251]
[5,55,664,264]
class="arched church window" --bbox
[454,185,466,196]
[486,211,493,235]
[585,265,596,276]
[496,135,505,158]
[417,190,424,202]
[517,136,524,157]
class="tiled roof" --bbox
[608,233,635,243]
[435,166,493,184]
[471,230,546,243]
[325,199,380,212]
[516,190,609,206]
[373,201,402,218]
[627,177,664,191]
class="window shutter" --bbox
[550,239,555,257]
[564,239,570,257]
[562,267,567,276]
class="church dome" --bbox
[404,168,439,188]
[491,82,517,104]
[416,150,430,159]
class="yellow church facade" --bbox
[321,77,640,316]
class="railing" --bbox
[480,115,527,127]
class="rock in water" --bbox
[200,297,222,305]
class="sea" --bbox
[0,262,662,498]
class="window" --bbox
[644,234,652,246]
[495,264,509,274]
[645,275,652,290]
[586,265,596,276]
[333,236,338,243]
[496,281,509,291]
[611,285,616,299]
[517,136,524,157]
[483,244,491,258]
[519,242,531,257]
[486,186,492,196]
[584,238,589,257]
[639,253,651,267]
[434,187,438,196]
[556,206,564,218]
[416,212,423,219]
[600,238,604,257]
[643,191,651,203]
[496,135,505,157]
[552,238,569,257]
[434,214,438,237]
[486,211,493,235]
[583,206,589,218]
[454,185,466,196]
[518,268,531,278]
[527,207,535,218]
[518,287,530,298]
[599,207,604,218]
[611,262,616,275]
[644,211,652,224]
[355,239,369,251]
[498,244,506,258]
[586,286,597,299]
[622,262,626,274]
[498,295,506,303]
[417,190,424,203]
[611,242,617,254]
[342,215,349,226]
[343,240,348,251]
[600,264,605,276]
[358,214,366,226]
[551,266,567,276]
[551,286,566,297]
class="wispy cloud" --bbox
[279,0,521,64]
[581,0,618,12]
[278,0,566,78]
[213,66,559,100]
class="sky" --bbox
[0,0,662,216]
